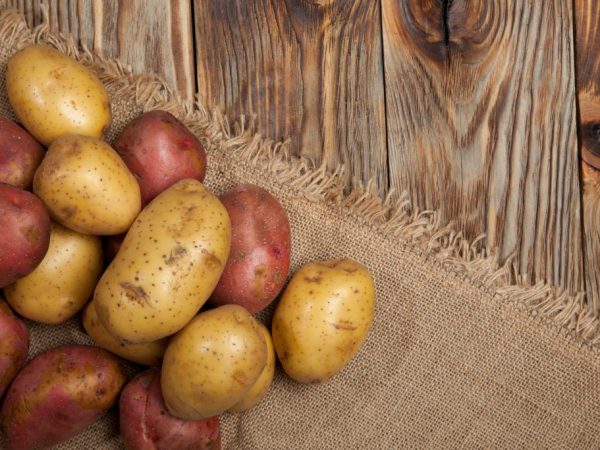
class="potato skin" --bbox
[114,110,207,206]
[94,179,231,343]
[83,301,168,366]
[210,184,291,314]
[0,345,126,450]
[161,305,267,420]
[6,44,111,146]
[0,299,29,396]
[120,369,221,450]
[272,259,376,383]
[0,116,44,188]
[33,134,141,235]
[4,221,103,324]
[228,322,275,412]
[0,184,50,288]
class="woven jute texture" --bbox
[2,6,600,449]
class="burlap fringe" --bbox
[1,5,599,352]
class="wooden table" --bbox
[8,1,600,307]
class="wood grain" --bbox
[575,0,600,310]
[193,0,388,193]
[382,0,583,293]
[5,1,586,295]
[574,0,600,169]
[581,163,600,311]
[7,0,196,99]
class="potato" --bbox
[0,299,29,396]
[272,259,375,383]
[0,345,126,450]
[161,305,267,420]
[83,301,168,366]
[94,179,230,343]
[0,184,50,288]
[4,221,103,324]
[120,369,221,450]
[6,44,111,146]
[0,116,44,188]
[210,184,291,314]
[114,110,207,206]
[103,233,125,264]
[33,134,141,235]
[228,322,275,412]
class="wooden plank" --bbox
[581,163,600,311]
[574,0,600,310]
[193,0,388,194]
[7,0,195,99]
[382,0,583,293]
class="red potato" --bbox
[210,184,291,314]
[120,369,221,450]
[103,233,125,264]
[0,298,29,396]
[0,183,50,288]
[0,345,126,450]
[0,116,44,188]
[114,110,206,206]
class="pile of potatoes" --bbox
[0,44,376,450]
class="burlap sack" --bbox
[1,6,600,449]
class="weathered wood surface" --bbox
[6,1,586,296]
[382,0,583,293]
[575,0,600,311]
[194,0,388,194]
[7,0,195,99]
[581,163,600,311]
[575,0,600,170]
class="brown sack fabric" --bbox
[1,7,600,449]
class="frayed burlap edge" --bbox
[1,5,599,354]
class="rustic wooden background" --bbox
[576,0,600,310]
[8,0,600,304]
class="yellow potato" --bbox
[4,221,102,324]
[161,305,267,420]
[33,135,141,235]
[228,322,275,412]
[82,301,168,366]
[6,44,111,146]
[94,179,231,343]
[272,259,375,383]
